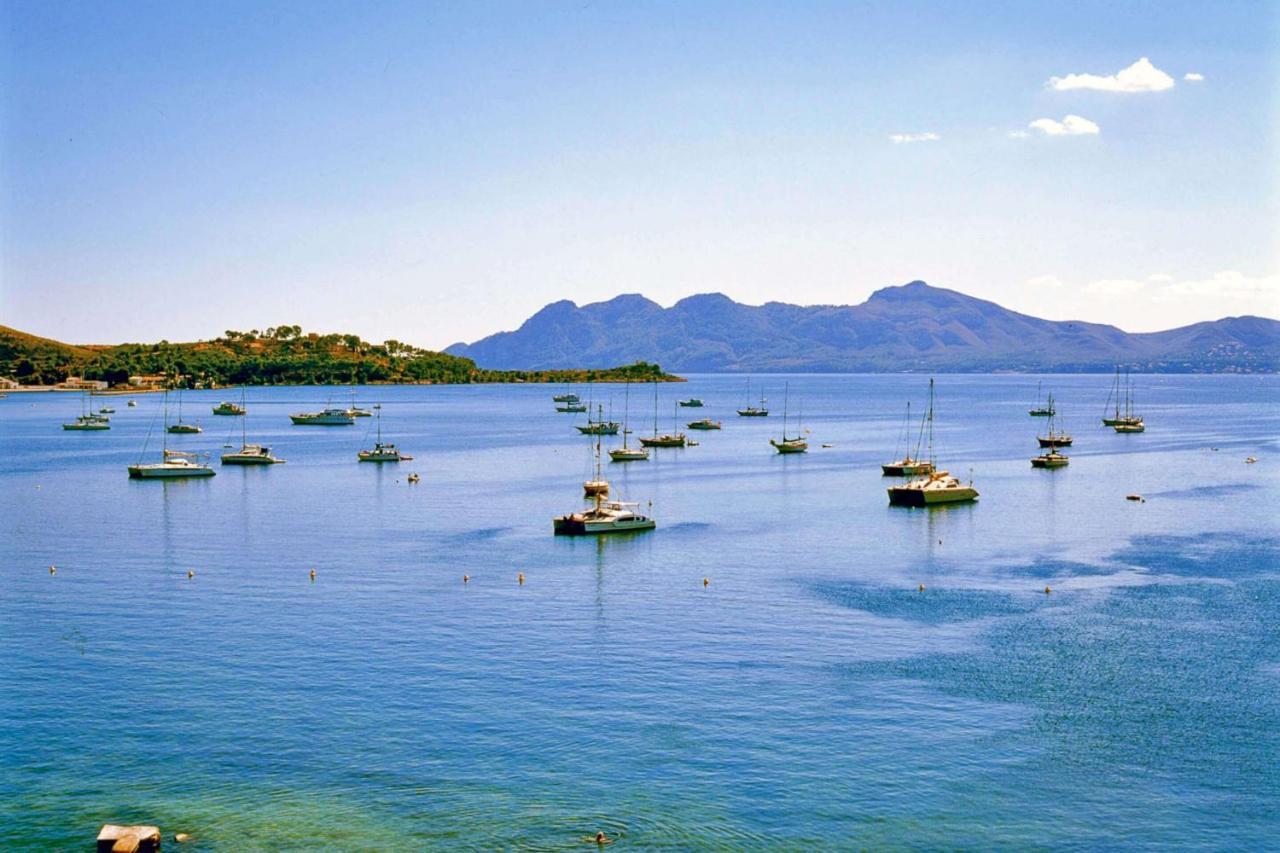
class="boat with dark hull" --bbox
[882,398,933,476]
[886,379,977,507]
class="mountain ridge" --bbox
[446,281,1279,373]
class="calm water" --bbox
[2,375,1277,850]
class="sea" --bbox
[1,374,1277,850]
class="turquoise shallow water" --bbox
[1,375,1277,849]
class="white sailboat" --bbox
[129,392,216,478]
[221,388,284,465]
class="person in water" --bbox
[589,830,612,845]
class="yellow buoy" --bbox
[518,572,525,585]
[49,565,56,575]
[309,569,316,581]
[703,577,709,587]
[463,574,470,584]
[187,570,195,579]
[1044,585,1051,594]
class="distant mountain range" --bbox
[447,281,1279,373]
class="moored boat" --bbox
[213,400,246,416]
[1036,394,1073,447]
[63,415,110,431]
[639,385,687,447]
[129,449,216,479]
[609,382,650,462]
[1031,448,1070,468]
[575,404,620,435]
[1028,381,1054,417]
[357,406,412,461]
[769,383,807,453]
[686,418,721,430]
[290,407,355,425]
[887,379,977,506]
[882,398,934,476]
[221,443,285,465]
[678,398,704,407]
[737,378,768,416]
[168,389,202,433]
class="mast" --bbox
[241,386,248,446]
[781,382,789,439]
[652,379,659,436]
[621,380,631,449]
[926,378,935,467]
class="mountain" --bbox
[446,282,1280,373]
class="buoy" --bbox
[1126,494,1144,502]
[463,574,470,584]
[174,833,191,843]
[918,583,924,592]
[518,572,525,585]
[49,565,56,575]
[1245,456,1257,464]
[702,577,710,587]
[1044,585,1051,594]
[187,570,194,579]
[309,569,316,581]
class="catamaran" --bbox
[887,379,978,506]
[357,406,413,461]
[882,399,934,476]
[769,383,807,453]
[737,378,768,417]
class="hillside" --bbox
[0,324,673,386]
[446,282,1280,373]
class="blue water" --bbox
[1,375,1277,849]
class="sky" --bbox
[2,0,1277,348]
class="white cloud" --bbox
[1083,270,1279,311]
[1026,274,1064,289]
[889,132,940,144]
[1184,72,1204,82]
[1048,57,1175,93]
[1028,114,1100,136]
[1085,277,1147,296]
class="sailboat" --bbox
[639,383,687,447]
[345,390,373,417]
[1112,370,1145,432]
[1028,381,1054,417]
[609,381,650,462]
[1101,367,1124,426]
[887,379,978,506]
[882,400,934,476]
[95,391,115,414]
[358,405,413,461]
[583,429,609,497]
[128,392,216,478]
[221,388,284,464]
[167,388,202,433]
[1031,399,1070,467]
[769,383,807,453]
[737,378,768,417]
[63,392,111,430]
[1037,394,1073,447]
[575,403,621,435]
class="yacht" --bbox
[556,402,588,413]
[887,379,978,506]
[882,398,934,476]
[552,388,580,403]
[687,418,722,430]
[887,470,979,506]
[290,407,355,425]
[1036,395,1073,447]
[554,497,655,536]
[129,449,216,479]
[357,407,412,461]
[1028,381,1054,417]
[63,415,110,431]
[345,391,372,417]
[167,389,202,433]
[221,443,284,465]
[679,398,704,407]
[639,385,687,447]
[575,404,620,435]
[1102,368,1143,427]
[221,389,284,464]
[583,430,610,498]
[769,383,807,454]
[1114,421,1145,433]
[737,378,768,416]
[608,382,650,461]
[1031,448,1069,468]
[127,399,138,407]
[213,400,246,416]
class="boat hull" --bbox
[887,486,978,507]
[221,455,283,465]
[1037,436,1073,447]
[128,465,216,479]
[168,425,202,434]
[290,415,354,425]
[639,436,686,447]
[575,425,620,435]
[771,439,807,454]
[737,409,769,417]
[358,453,408,462]
[881,461,934,476]
[687,421,721,430]
[609,450,649,462]
[63,423,110,431]
[1114,424,1145,433]
[1031,456,1069,468]
[553,515,656,535]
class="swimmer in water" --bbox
[586,830,613,845]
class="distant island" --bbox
[446,281,1279,373]
[0,324,676,388]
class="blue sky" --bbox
[2,0,1276,347]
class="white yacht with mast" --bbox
[129,392,216,478]
[882,399,933,476]
[63,393,111,430]
[770,383,807,453]
[609,381,650,462]
[221,388,284,465]
[887,379,978,506]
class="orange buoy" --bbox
[309,569,316,581]
[518,572,525,585]
[463,574,470,584]
[187,570,195,579]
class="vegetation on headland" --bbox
[0,324,679,387]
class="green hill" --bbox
[0,324,674,386]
